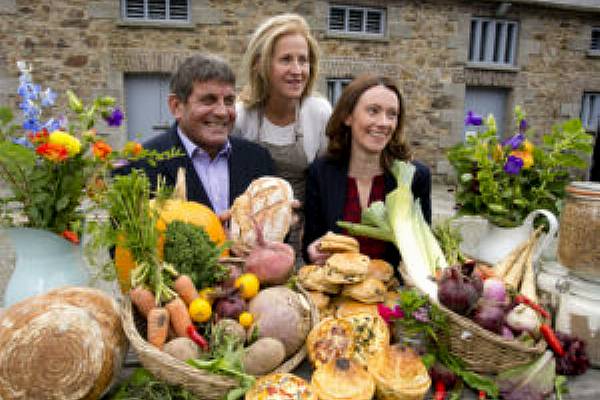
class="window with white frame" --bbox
[122,0,189,23]
[581,93,600,132]
[591,27,600,51]
[328,5,385,36]
[468,18,518,66]
[327,78,353,105]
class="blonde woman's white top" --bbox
[233,95,332,163]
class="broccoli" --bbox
[163,220,229,289]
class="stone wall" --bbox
[1,0,599,182]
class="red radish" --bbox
[244,220,294,285]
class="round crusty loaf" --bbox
[229,176,294,251]
[0,287,127,400]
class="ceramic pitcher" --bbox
[454,209,559,266]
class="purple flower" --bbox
[412,306,430,323]
[104,108,123,127]
[464,110,483,126]
[502,133,525,150]
[519,118,527,133]
[504,155,524,175]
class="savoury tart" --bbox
[245,372,316,400]
[306,317,355,369]
[311,358,375,400]
[341,312,390,367]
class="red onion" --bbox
[501,325,515,340]
[482,278,507,304]
[438,267,480,316]
[473,301,505,334]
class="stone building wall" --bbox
[0,0,599,182]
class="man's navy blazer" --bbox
[115,124,275,211]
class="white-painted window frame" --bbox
[122,0,190,23]
[582,92,600,132]
[328,5,385,36]
[327,78,353,105]
[469,17,518,66]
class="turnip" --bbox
[244,222,294,285]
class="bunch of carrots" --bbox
[129,262,208,351]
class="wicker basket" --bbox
[439,304,546,374]
[121,283,318,398]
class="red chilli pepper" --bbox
[434,381,446,400]
[514,294,550,319]
[186,324,209,351]
[539,323,565,357]
[478,390,486,399]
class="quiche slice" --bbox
[341,312,390,367]
[306,317,355,369]
[245,373,316,400]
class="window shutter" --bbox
[125,0,144,19]
[348,9,364,32]
[366,11,382,34]
[169,0,188,20]
[329,7,346,31]
[592,28,600,51]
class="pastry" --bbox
[367,259,395,282]
[333,297,378,318]
[306,317,355,369]
[311,358,375,400]
[341,277,387,303]
[230,176,294,251]
[319,232,360,254]
[245,372,316,400]
[323,252,370,284]
[298,264,341,294]
[341,312,390,367]
[306,290,330,311]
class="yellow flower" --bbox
[523,139,534,153]
[493,143,503,161]
[485,114,497,134]
[48,131,81,156]
[510,150,534,169]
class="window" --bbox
[122,0,189,22]
[328,5,385,36]
[464,86,508,140]
[327,78,352,105]
[591,27,600,51]
[468,18,518,66]
[581,93,600,132]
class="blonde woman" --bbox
[234,13,332,255]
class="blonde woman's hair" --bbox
[239,13,320,108]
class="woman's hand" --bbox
[307,238,329,265]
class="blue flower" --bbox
[504,155,524,175]
[519,118,528,133]
[502,133,525,149]
[464,110,483,126]
[23,118,41,132]
[43,117,63,132]
[103,108,123,127]
[11,136,33,148]
[40,88,57,107]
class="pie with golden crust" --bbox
[245,373,316,400]
[306,317,355,369]
[340,312,390,367]
[311,358,375,400]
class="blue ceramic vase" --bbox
[2,227,90,307]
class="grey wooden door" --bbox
[124,73,173,141]
[464,86,509,140]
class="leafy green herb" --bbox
[432,219,467,266]
[554,375,568,400]
[163,220,229,289]
[110,368,198,400]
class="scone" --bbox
[333,297,378,318]
[245,372,316,400]
[230,176,294,251]
[367,345,431,400]
[323,252,370,284]
[311,358,375,400]
[341,277,386,303]
[341,312,390,367]
[306,290,330,311]
[367,259,395,282]
[306,317,355,369]
[319,232,360,254]
[298,264,341,294]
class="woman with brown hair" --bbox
[302,74,432,265]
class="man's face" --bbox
[169,80,236,156]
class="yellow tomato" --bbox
[234,273,260,299]
[198,287,215,304]
[239,311,254,328]
[188,297,212,323]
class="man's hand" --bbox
[307,238,329,265]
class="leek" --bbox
[338,160,448,301]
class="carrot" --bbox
[173,274,199,305]
[129,286,156,318]
[147,307,170,349]
[165,296,193,337]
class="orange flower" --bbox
[36,142,68,162]
[93,140,112,160]
[510,150,534,169]
[28,128,49,144]
[123,141,143,156]
[61,230,80,244]
[523,139,534,153]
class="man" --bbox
[117,54,274,215]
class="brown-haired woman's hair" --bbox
[326,74,411,170]
[239,13,320,108]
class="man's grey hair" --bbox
[170,54,236,102]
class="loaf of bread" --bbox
[0,286,127,400]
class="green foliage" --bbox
[163,220,230,289]
[448,109,592,227]
[110,368,198,400]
